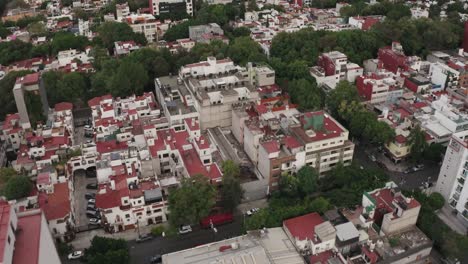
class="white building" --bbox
[435,130,468,227]
[429,61,460,90]
[410,7,429,19]
[0,203,61,264]
[125,14,158,43]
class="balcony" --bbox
[458,177,465,185]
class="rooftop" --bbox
[38,182,71,220]
[162,227,305,264]
[12,211,42,264]
[283,212,324,241]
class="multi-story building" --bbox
[310,51,363,91]
[149,0,193,16]
[356,70,403,105]
[233,96,354,190]
[162,57,264,130]
[188,23,227,44]
[348,15,383,30]
[283,212,336,255]
[360,182,421,236]
[125,14,158,43]
[114,41,141,56]
[115,2,130,20]
[83,92,223,233]
[13,72,49,129]
[0,203,61,264]
[435,130,468,227]
[377,42,421,74]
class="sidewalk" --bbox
[70,223,166,250]
[436,205,467,235]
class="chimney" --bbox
[110,180,115,190]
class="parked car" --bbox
[85,193,95,200]
[368,154,377,162]
[89,218,101,225]
[246,208,260,217]
[136,234,153,243]
[149,255,162,264]
[68,251,84,260]
[86,210,99,218]
[200,212,233,229]
[86,204,96,211]
[86,183,98,189]
[413,164,425,171]
[178,225,192,234]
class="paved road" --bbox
[353,143,440,191]
[129,216,243,264]
[63,215,244,264]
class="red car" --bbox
[200,212,233,229]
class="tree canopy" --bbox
[168,174,216,227]
[97,22,147,52]
[3,175,32,200]
[85,236,130,264]
[220,161,244,211]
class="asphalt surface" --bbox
[353,143,440,191]
[128,216,244,264]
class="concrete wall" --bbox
[381,206,420,235]
[39,213,62,264]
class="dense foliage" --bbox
[3,175,32,200]
[168,174,216,227]
[85,236,130,264]
[220,160,244,211]
[0,71,32,120]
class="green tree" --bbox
[427,192,445,211]
[0,168,17,188]
[97,22,147,52]
[307,197,331,213]
[287,78,323,110]
[85,236,130,264]
[232,27,251,38]
[51,32,89,54]
[168,174,216,227]
[423,143,445,163]
[3,175,32,200]
[296,166,318,196]
[221,160,240,178]
[326,81,360,117]
[109,60,148,97]
[26,21,47,36]
[227,36,266,66]
[408,125,428,162]
[278,173,299,197]
[0,40,33,65]
[220,172,244,212]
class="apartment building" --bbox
[114,40,141,56]
[233,96,354,190]
[436,130,468,227]
[84,92,222,233]
[356,70,403,105]
[377,42,421,74]
[0,203,61,264]
[171,57,264,129]
[149,0,193,16]
[310,51,363,91]
[125,14,158,43]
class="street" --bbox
[353,143,440,191]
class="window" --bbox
[203,159,210,164]
[125,214,130,218]
[7,236,10,244]
[137,212,143,216]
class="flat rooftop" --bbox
[156,76,197,116]
[162,227,305,264]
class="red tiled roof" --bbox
[0,204,11,263]
[262,140,279,154]
[293,111,343,143]
[36,172,50,185]
[283,212,324,241]
[54,102,73,112]
[395,135,407,144]
[38,182,71,220]
[309,250,335,264]
[283,136,302,149]
[96,140,128,154]
[12,212,42,264]
[16,72,39,86]
[369,188,420,215]
[2,113,20,131]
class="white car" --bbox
[68,251,84,260]
[178,225,192,234]
[88,198,96,203]
[246,208,260,216]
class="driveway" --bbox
[73,170,98,227]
